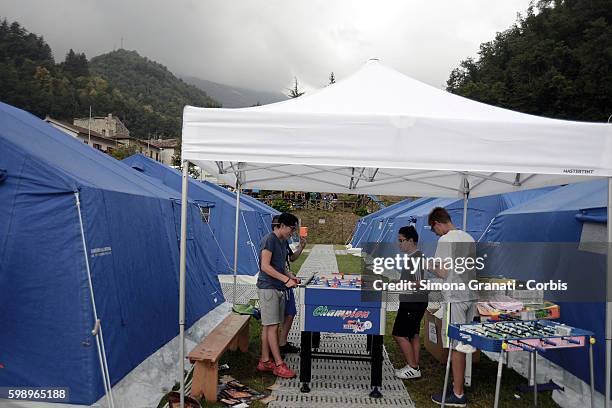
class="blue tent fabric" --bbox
[0,102,224,405]
[358,188,555,259]
[123,154,278,276]
[349,198,415,247]
[480,180,609,396]
[352,197,435,247]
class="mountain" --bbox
[89,49,219,136]
[0,17,220,138]
[182,76,287,108]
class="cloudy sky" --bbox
[2,0,532,92]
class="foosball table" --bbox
[442,319,596,408]
[298,273,386,397]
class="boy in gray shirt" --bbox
[256,212,299,378]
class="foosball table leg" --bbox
[493,346,506,408]
[300,330,312,393]
[441,347,453,408]
[589,338,595,408]
[464,352,472,387]
[366,334,373,353]
[528,352,534,386]
[312,331,321,349]
[369,335,383,398]
[533,351,538,407]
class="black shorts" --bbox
[392,301,428,339]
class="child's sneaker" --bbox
[273,362,296,378]
[394,365,422,379]
[256,360,275,372]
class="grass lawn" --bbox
[336,253,364,274]
[289,247,308,274]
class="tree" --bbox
[62,49,89,77]
[287,77,305,98]
[171,140,201,178]
[446,0,612,122]
[329,72,336,85]
[109,144,139,160]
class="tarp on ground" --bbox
[480,180,608,396]
[123,154,278,276]
[0,102,224,406]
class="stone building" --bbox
[73,113,130,138]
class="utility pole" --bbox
[88,106,92,145]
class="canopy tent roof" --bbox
[182,59,611,197]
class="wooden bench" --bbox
[187,313,250,402]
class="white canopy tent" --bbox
[178,59,612,407]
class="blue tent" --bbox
[123,154,278,276]
[0,103,224,405]
[353,197,435,247]
[480,180,608,396]
[387,188,557,256]
[349,198,415,247]
[356,189,554,260]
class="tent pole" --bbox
[462,175,469,230]
[75,192,115,408]
[233,181,242,306]
[178,161,190,408]
[606,177,612,408]
[461,175,472,387]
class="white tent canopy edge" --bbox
[178,59,612,408]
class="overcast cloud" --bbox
[2,0,532,92]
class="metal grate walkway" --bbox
[268,245,414,408]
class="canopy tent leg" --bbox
[462,175,469,231]
[606,177,611,408]
[461,176,473,387]
[233,182,242,305]
[75,192,115,408]
[178,161,190,408]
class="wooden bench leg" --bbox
[238,324,249,352]
[190,361,218,402]
[229,335,238,351]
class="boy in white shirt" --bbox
[428,207,477,407]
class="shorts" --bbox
[441,301,478,350]
[258,288,286,326]
[285,288,297,316]
[392,301,427,339]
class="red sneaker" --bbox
[273,362,296,378]
[257,360,275,372]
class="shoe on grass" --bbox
[273,362,296,378]
[394,365,421,379]
[279,342,300,353]
[431,391,467,407]
[256,360,275,372]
